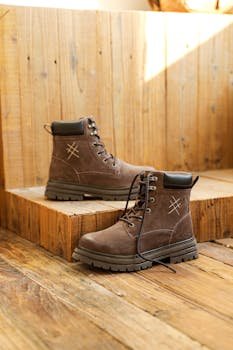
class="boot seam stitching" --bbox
[169,212,192,245]
[127,228,173,240]
[52,155,81,183]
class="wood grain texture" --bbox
[199,242,233,266]
[166,13,199,171]
[1,229,233,350]
[199,168,233,183]
[197,14,233,171]
[82,256,233,350]
[1,169,232,261]
[0,6,233,189]
[215,237,233,249]
[0,256,128,350]
[140,259,233,321]
[0,229,207,350]
[1,187,124,261]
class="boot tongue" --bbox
[135,171,158,208]
[137,173,150,207]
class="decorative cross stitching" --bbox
[168,196,182,215]
[66,142,80,160]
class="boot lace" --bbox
[120,172,176,273]
[88,118,116,166]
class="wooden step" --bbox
[1,169,232,261]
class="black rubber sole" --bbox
[45,180,138,201]
[72,237,198,272]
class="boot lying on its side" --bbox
[73,170,199,272]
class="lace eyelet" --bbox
[150,197,155,203]
[112,163,116,167]
[90,132,94,136]
[146,208,152,214]
[149,186,156,191]
[91,122,96,127]
[92,142,97,146]
[103,159,107,163]
[129,223,135,228]
[97,151,102,156]
[150,176,158,182]
[88,125,92,129]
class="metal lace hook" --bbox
[44,123,53,135]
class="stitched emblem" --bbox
[168,196,182,215]
[66,142,80,160]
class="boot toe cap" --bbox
[78,233,102,252]
[78,222,135,255]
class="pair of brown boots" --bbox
[45,117,198,272]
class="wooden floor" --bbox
[0,229,233,349]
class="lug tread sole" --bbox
[72,238,198,272]
[45,181,137,201]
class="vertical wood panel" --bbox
[197,14,233,170]
[96,11,115,154]
[111,11,142,164]
[30,9,61,185]
[0,8,24,187]
[111,12,166,168]
[166,13,199,171]
[57,10,97,119]
[140,12,167,169]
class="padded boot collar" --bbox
[51,119,85,136]
[163,172,193,189]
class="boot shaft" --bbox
[50,117,110,167]
[142,171,193,231]
[122,170,196,235]
[47,117,117,183]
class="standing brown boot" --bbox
[45,117,154,200]
[73,170,199,272]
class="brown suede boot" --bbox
[73,170,199,272]
[45,117,154,200]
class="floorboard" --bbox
[215,238,233,249]
[0,258,123,350]
[198,242,233,267]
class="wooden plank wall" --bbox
[0,6,233,189]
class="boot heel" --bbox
[169,248,198,264]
